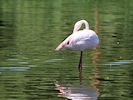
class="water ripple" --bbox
[45,59,63,62]
[102,60,133,66]
[0,67,30,71]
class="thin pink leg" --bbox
[78,51,83,84]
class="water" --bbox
[0,0,133,100]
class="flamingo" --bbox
[56,20,99,74]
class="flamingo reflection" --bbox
[55,82,99,100]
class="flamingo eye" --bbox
[67,41,70,45]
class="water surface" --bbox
[0,0,133,100]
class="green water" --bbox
[0,0,133,100]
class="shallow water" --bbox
[0,0,133,100]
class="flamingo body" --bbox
[56,21,99,51]
[55,20,99,75]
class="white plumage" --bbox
[56,19,99,73]
[56,20,99,51]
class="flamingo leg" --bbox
[78,51,83,83]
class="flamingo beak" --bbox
[55,44,65,50]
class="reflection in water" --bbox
[55,48,101,100]
[91,3,101,93]
[55,82,99,100]
[55,48,101,99]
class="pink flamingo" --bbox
[56,20,99,75]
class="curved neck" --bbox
[82,20,89,30]
[73,20,89,33]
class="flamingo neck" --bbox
[82,20,89,30]
[73,20,89,33]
